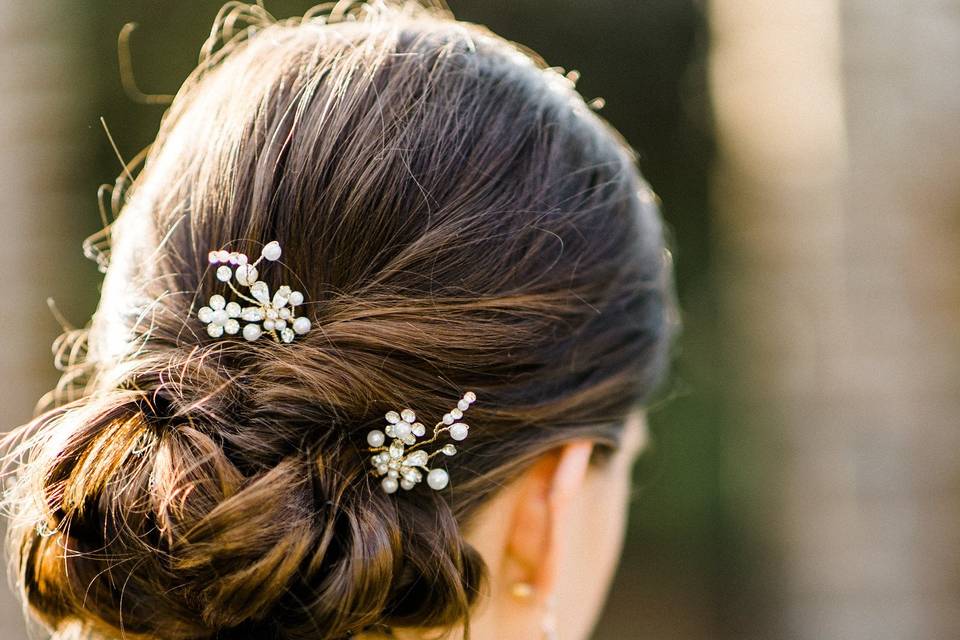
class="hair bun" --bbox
[5,382,484,639]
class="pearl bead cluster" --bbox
[367,391,477,494]
[199,241,312,343]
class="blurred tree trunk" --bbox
[0,1,86,638]
[711,1,960,639]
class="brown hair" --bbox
[3,3,674,639]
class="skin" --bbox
[369,410,647,640]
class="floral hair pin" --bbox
[367,391,477,493]
[198,241,311,343]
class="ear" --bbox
[505,440,594,597]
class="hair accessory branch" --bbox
[198,241,311,343]
[367,391,477,493]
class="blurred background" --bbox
[1,1,958,638]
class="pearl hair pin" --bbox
[198,241,312,343]
[367,391,477,493]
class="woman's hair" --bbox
[3,2,674,639]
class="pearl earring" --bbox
[511,583,559,640]
[511,581,535,600]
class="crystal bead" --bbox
[279,307,291,319]
[442,413,454,425]
[401,409,416,423]
[224,319,240,335]
[207,323,224,338]
[209,294,226,310]
[263,319,275,331]
[216,250,230,263]
[411,423,426,437]
[402,433,416,446]
[442,444,457,456]
[457,399,469,411]
[404,450,429,467]
[281,328,295,343]
[216,265,232,282]
[464,391,476,403]
[198,306,213,323]
[451,408,463,419]
[241,307,264,321]
[225,302,241,317]
[389,441,404,459]
[250,281,270,304]
[385,411,400,424]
